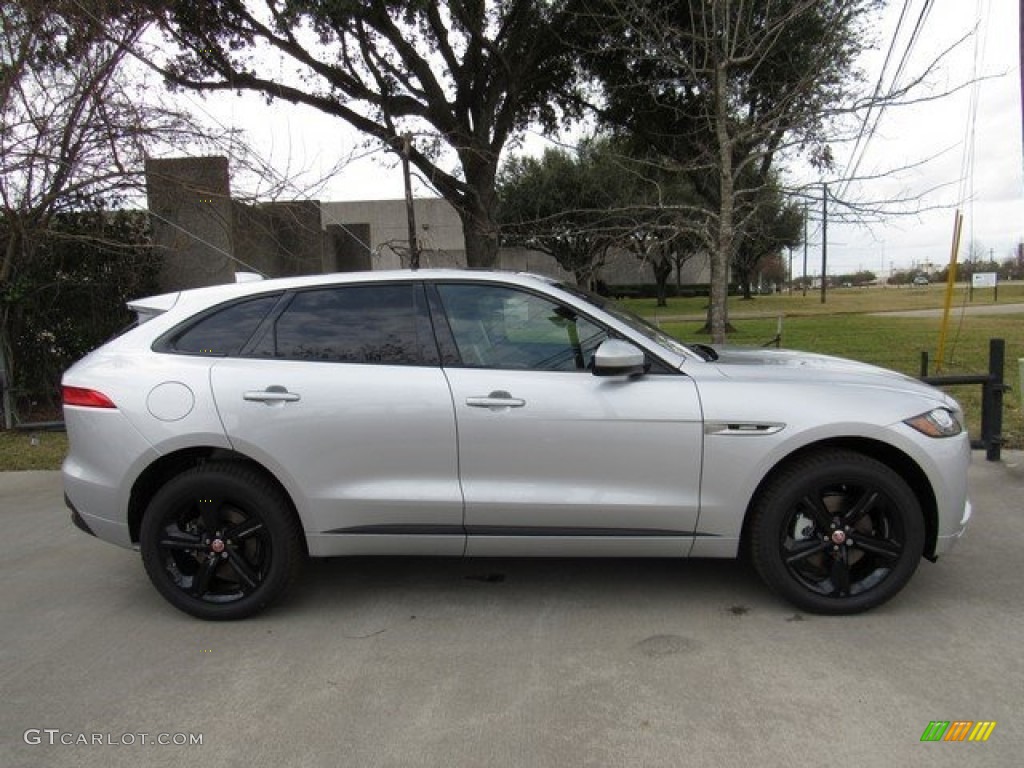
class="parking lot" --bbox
[2,455,1022,767]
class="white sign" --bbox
[972,272,997,288]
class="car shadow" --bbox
[279,555,773,618]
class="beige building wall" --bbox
[145,152,712,290]
[320,197,712,286]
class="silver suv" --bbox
[62,270,971,619]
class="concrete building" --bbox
[146,156,711,292]
[145,157,236,290]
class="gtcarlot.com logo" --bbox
[920,721,997,742]
[23,729,203,746]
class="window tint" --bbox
[437,284,608,371]
[257,284,424,365]
[170,294,280,356]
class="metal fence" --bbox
[920,338,1008,462]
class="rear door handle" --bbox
[243,386,301,404]
[466,390,526,409]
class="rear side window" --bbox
[253,283,429,365]
[166,294,281,356]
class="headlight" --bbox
[904,408,963,438]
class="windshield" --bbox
[554,282,706,360]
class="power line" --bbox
[839,0,936,198]
[839,0,913,199]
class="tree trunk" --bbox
[458,209,499,269]
[1,226,23,428]
[740,268,753,300]
[458,155,500,269]
[653,256,672,307]
[709,62,733,344]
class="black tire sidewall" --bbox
[140,463,301,620]
[751,451,925,615]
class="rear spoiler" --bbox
[126,274,263,324]
[126,292,180,324]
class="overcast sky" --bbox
[818,0,1023,276]
[183,0,1022,277]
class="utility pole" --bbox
[802,203,808,297]
[400,132,420,270]
[787,246,793,294]
[820,183,828,304]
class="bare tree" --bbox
[0,2,222,426]
[579,0,967,342]
[130,0,584,269]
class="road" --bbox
[871,302,1024,318]
[2,457,1022,767]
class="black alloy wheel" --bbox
[750,449,925,614]
[140,462,303,620]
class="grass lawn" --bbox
[0,430,68,471]
[621,280,1024,319]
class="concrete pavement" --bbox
[871,302,1024,318]
[2,456,1022,767]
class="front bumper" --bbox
[932,498,972,557]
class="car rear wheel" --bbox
[749,450,925,615]
[140,462,303,620]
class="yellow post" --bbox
[936,210,963,373]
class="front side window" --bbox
[555,282,696,359]
[436,284,607,371]
[254,283,427,365]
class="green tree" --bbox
[733,185,804,299]
[3,211,158,416]
[498,137,700,297]
[498,139,637,287]
[135,0,584,269]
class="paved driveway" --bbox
[871,302,1024,318]
[2,456,1022,767]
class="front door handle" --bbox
[243,386,301,404]
[466,390,526,409]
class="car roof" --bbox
[129,269,561,316]
[117,268,693,370]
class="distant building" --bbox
[146,156,710,291]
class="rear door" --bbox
[209,282,464,556]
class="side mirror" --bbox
[592,339,647,377]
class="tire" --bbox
[140,461,304,620]
[749,449,925,615]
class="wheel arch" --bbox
[127,447,307,554]
[738,437,939,561]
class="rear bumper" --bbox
[66,493,96,537]
[61,404,162,549]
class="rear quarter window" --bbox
[162,294,282,356]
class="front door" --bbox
[434,282,703,557]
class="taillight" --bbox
[62,386,116,409]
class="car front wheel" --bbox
[140,462,303,620]
[750,450,925,615]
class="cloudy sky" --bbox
[185,0,1022,277]
[818,0,1023,276]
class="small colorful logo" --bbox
[920,721,997,742]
